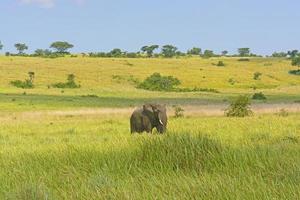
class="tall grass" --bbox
[0,114,299,199]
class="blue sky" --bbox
[1,0,300,55]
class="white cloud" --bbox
[20,0,55,8]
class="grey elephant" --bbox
[130,104,168,134]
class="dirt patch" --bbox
[0,103,299,122]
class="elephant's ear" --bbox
[143,104,153,113]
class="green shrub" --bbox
[10,72,35,89]
[173,105,184,118]
[252,92,267,100]
[137,73,181,91]
[289,69,300,75]
[52,74,80,89]
[238,58,250,62]
[253,72,262,80]
[291,56,300,67]
[216,61,225,67]
[228,78,236,85]
[225,95,253,117]
[10,80,33,89]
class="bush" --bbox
[10,80,33,89]
[291,57,300,67]
[238,58,250,62]
[10,72,35,89]
[228,78,236,85]
[289,69,300,75]
[173,105,184,118]
[253,72,262,80]
[52,74,80,89]
[225,95,253,117]
[137,73,181,91]
[216,61,225,67]
[252,92,267,100]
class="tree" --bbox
[225,95,253,117]
[141,45,159,57]
[50,41,74,54]
[203,50,214,58]
[222,50,228,56]
[187,47,201,55]
[14,43,28,54]
[109,48,123,57]
[34,49,52,57]
[272,52,287,57]
[161,45,178,58]
[291,57,300,68]
[238,48,250,57]
[287,50,298,58]
[0,41,3,51]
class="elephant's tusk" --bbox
[159,119,163,125]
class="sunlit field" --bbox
[0,112,299,199]
[0,56,299,111]
[0,56,300,199]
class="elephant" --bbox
[130,104,168,134]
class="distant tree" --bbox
[291,57,300,68]
[272,52,287,58]
[14,43,28,54]
[161,45,178,58]
[34,49,52,57]
[187,47,202,55]
[203,50,214,58]
[109,48,123,57]
[0,41,3,51]
[287,50,298,58]
[222,50,228,56]
[238,48,250,57]
[50,41,74,54]
[141,45,159,57]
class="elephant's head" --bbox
[143,104,167,133]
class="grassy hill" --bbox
[0,56,299,111]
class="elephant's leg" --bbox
[145,125,152,134]
[142,116,152,134]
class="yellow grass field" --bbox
[0,56,299,98]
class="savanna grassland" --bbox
[0,56,300,199]
[0,56,299,111]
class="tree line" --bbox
[0,40,299,59]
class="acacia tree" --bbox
[161,45,178,58]
[14,43,28,54]
[109,48,123,57]
[203,50,214,58]
[222,50,228,56]
[288,50,298,58]
[187,47,201,55]
[141,45,159,57]
[50,41,74,54]
[238,48,250,57]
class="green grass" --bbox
[0,56,299,199]
[0,114,299,199]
